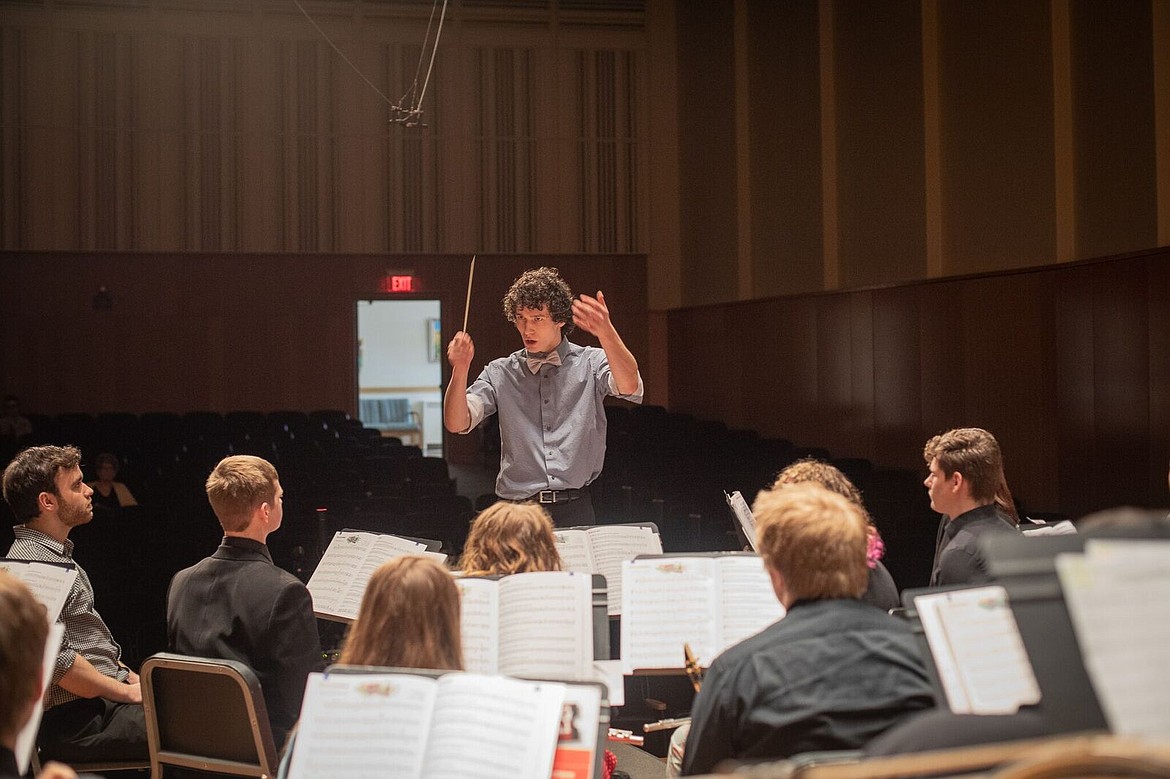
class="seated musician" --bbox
[769,458,899,611]
[337,555,463,670]
[681,483,934,775]
[458,501,561,576]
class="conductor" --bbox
[444,267,643,525]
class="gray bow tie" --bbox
[525,351,562,374]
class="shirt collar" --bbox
[219,535,273,561]
[944,503,1007,540]
[523,337,572,359]
[13,524,73,557]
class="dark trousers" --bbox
[39,697,148,763]
[543,492,596,526]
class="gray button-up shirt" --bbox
[461,337,643,499]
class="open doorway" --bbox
[356,299,444,457]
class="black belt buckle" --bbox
[538,490,559,504]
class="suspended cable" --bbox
[291,0,448,127]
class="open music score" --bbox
[554,523,662,615]
[913,586,1041,715]
[288,671,566,779]
[619,554,783,675]
[0,558,78,623]
[1056,540,1170,737]
[456,571,594,679]
[307,531,447,622]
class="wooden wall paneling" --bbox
[1090,261,1151,512]
[129,33,156,251]
[0,29,22,248]
[1069,0,1157,260]
[870,284,923,469]
[435,42,473,253]
[331,38,370,253]
[847,290,876,458]
[153,33,184,252]
[291,39,316,251]
[957,273,1059,511]
[235,38,277,251]
[676,0,736,306]
[914,281,962,450]
[1148,256,1170,506]
[814,293,858,457]
[765,296,818,446]
[80,30,100,249]
[556,47,584,253]
[746,0,823,299]
[1052,264,1097,516]
[317,43,336,253]
[667,303,734,424]
[534,45,566,252]
[937,0,1055,274]
[49,29,81,249]
[833,0,926,289]
[644,0,682,311]
[113,31,135,251]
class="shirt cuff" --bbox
[608,372,645,402]
[457,395,485,434]
[53,647,78,683]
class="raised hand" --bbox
[571,291,615,337]
[447,331,475,371]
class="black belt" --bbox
[529,487,587,505]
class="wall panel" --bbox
[670,248,1170,516]
[833,0,925,288]
[1070,0,1157,260]
[745,0,822,298]
[676,0,737,305]
[937,1,1055,274]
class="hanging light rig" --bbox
[293,0,449,128]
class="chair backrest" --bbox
[141,652,279,778]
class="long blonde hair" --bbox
[338,556,463,671]
[459,501,562,576]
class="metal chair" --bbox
[140,653,278,779]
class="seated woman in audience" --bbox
[337,555,463,670]
[459,501,561,576]
[770,459,899,611]
[87,453,138,517]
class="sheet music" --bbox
[554,530,596,575]
[421,674,565,779]
[0,559,78,623]
[16,623,64,775]
[586,526,662,616]
[307,531,446,621]
[288,672,438,779]
[554,527,663,616]
[714,556,785,657]
[620,558,720,674]
[455,578,501,674]
[497,572,592,679]
[914,586,1041,715]
[725,491,757,551]
[1056,541,1170,737]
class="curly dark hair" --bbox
[501,267,575,335]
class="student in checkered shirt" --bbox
[3,446,147,764]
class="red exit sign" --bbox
[380,274,416,293]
